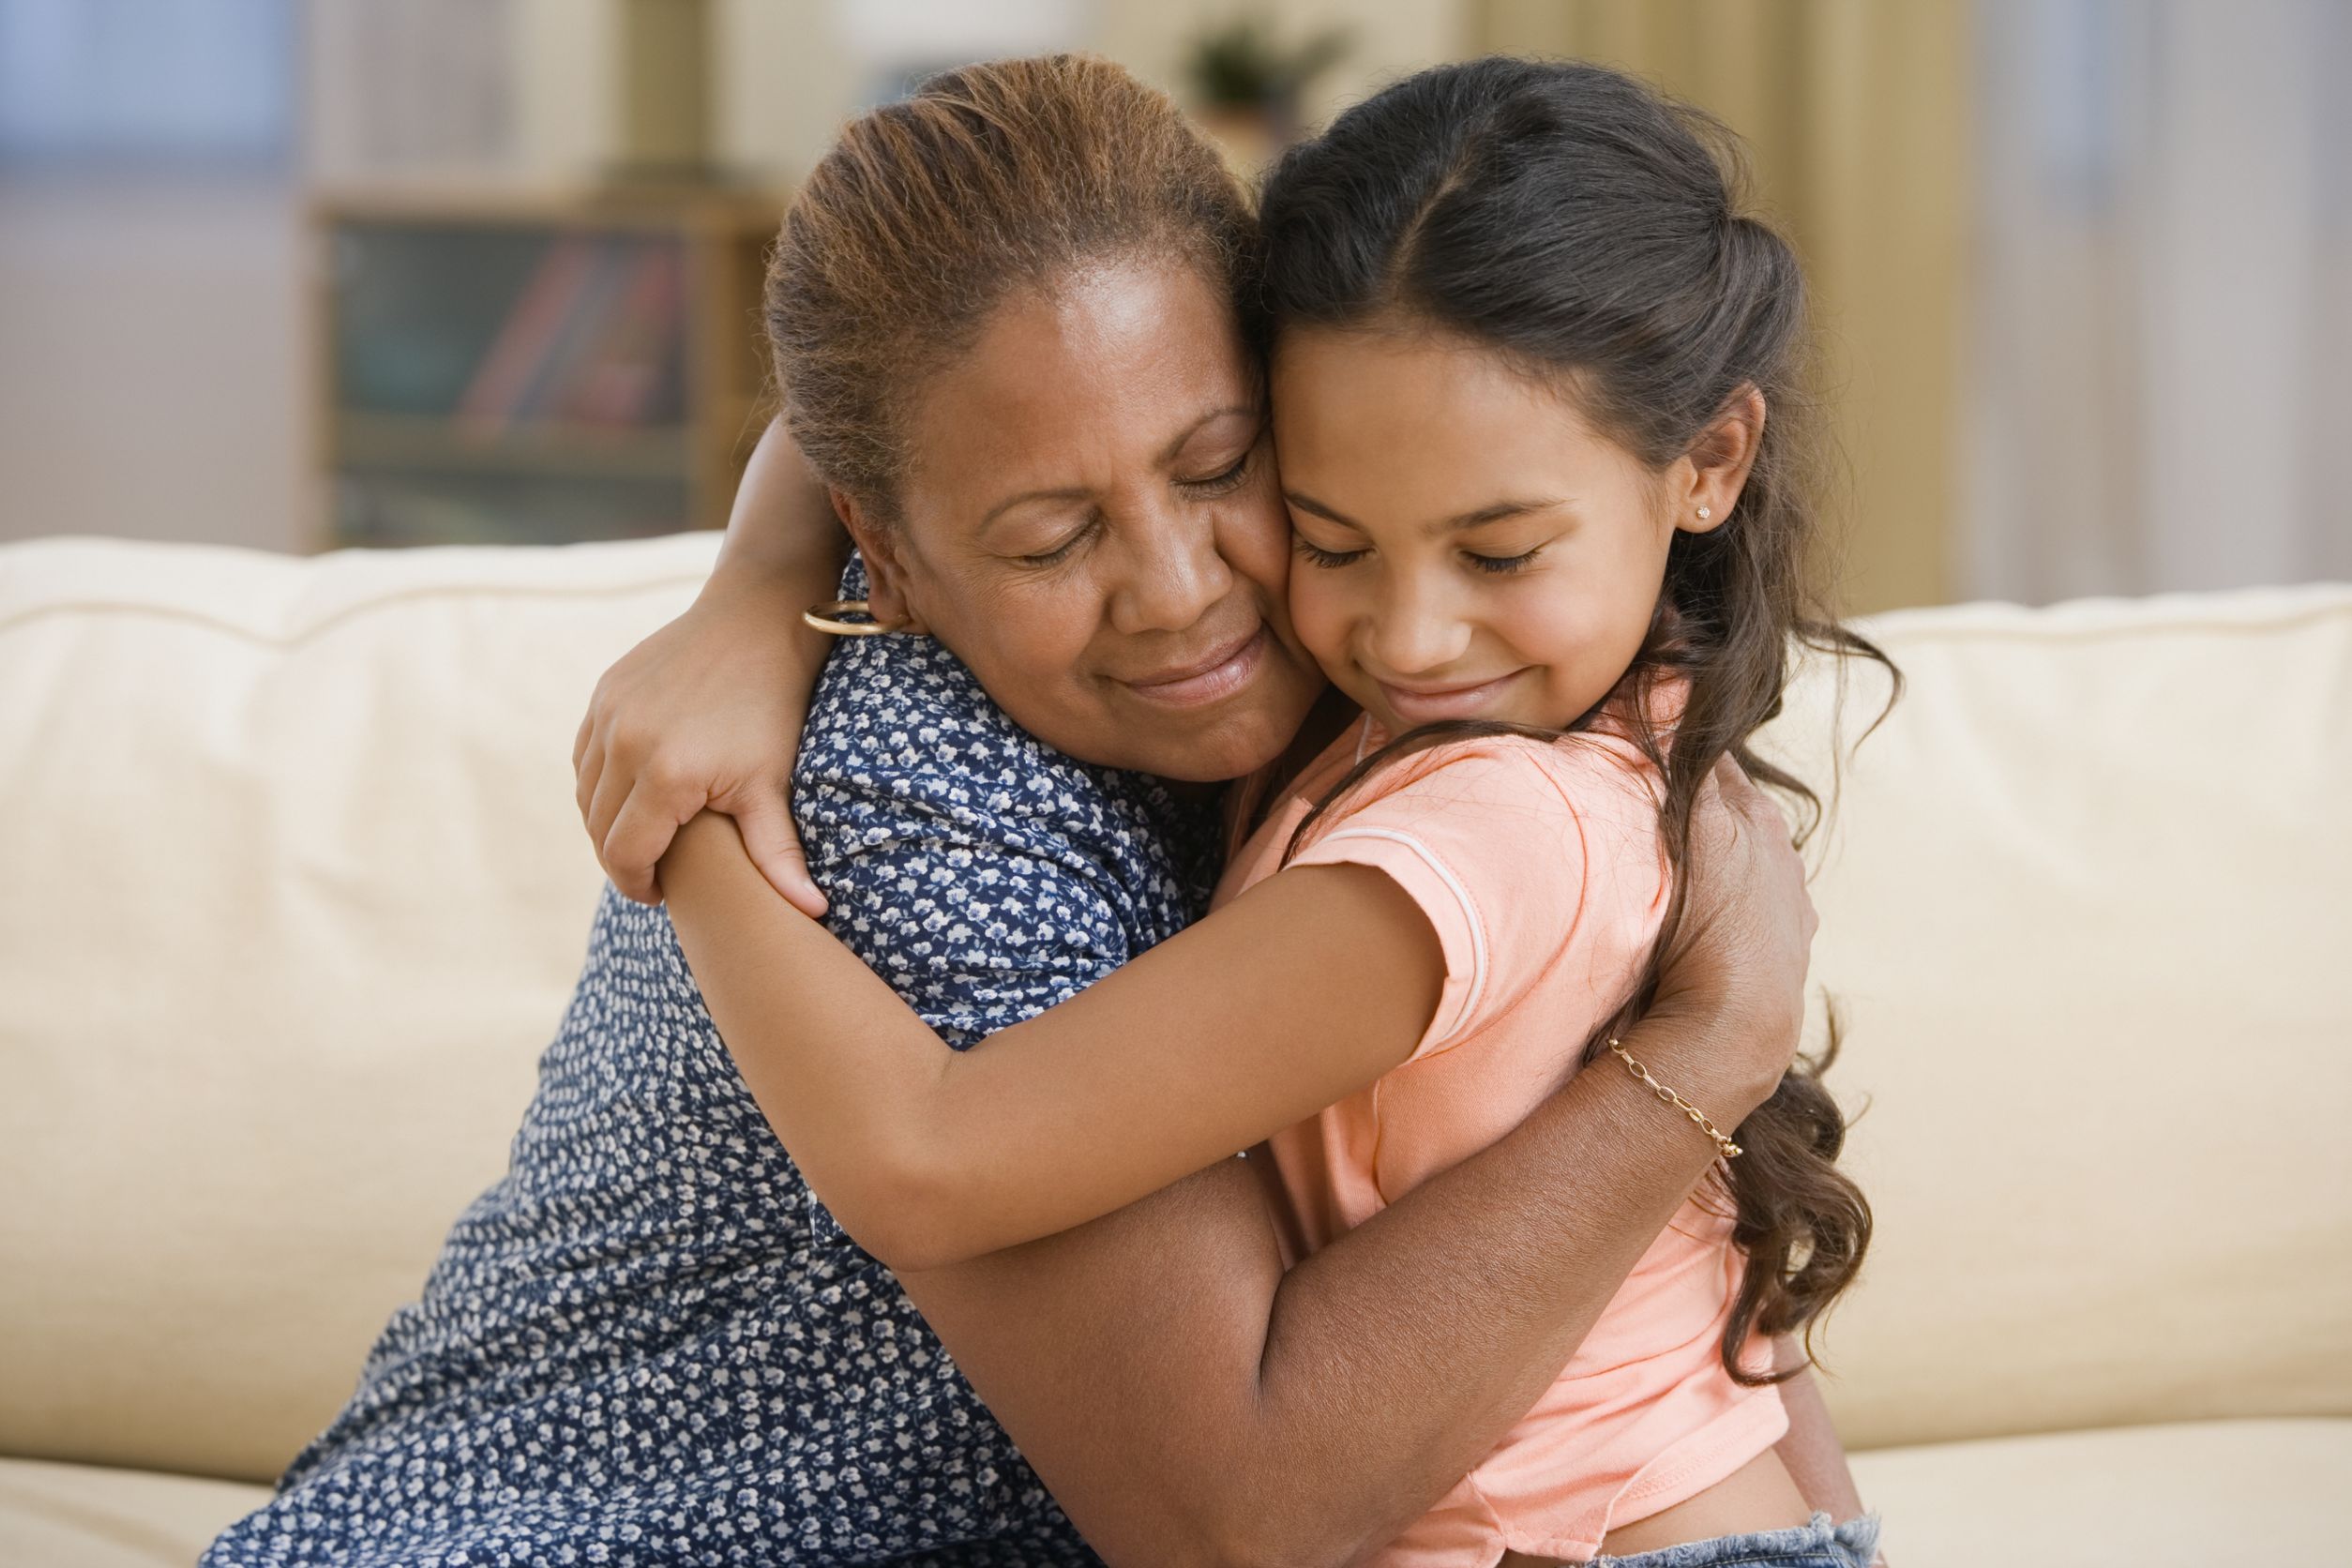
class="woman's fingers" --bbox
[585,751,650,887]
[1660,751,1817,1087]
[578,704,819,913]
[1711,753,1772,832]
[575,730,608,831]
[726,789,828,919]
[600,780,687,905]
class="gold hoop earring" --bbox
[802,599,895,637]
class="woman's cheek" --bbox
[1215,490,1293,601]
[991,576,1102,696]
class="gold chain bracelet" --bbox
[1606,1038,1743,1161]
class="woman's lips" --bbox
[1123,625,1268,708]
[1374,670,1528,725]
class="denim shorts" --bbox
[1590,1511,1882,1568]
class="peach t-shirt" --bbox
[1215,713,1787,1566]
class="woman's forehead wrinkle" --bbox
[1157,404,1259,466]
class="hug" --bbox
[205,53,1883,1568]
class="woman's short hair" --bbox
[768,53,1259,519]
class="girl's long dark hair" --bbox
[1260,56,1899,1381]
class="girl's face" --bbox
[1270,325,1752,734]
[845,260,1325,783]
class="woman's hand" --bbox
[571,415,850,912]
[1647,754,1820,1118]
[573,571,830,912]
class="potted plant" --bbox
[1183,16,1352,173]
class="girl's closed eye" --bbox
[1293,534,1366,569]
[1464,545,1545,575]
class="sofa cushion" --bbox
[5,1420,2342,1568]
[0,1457,271,1568]
[1845,1416,2352,1566]
[1759,586,2352,1448]
[0,535,719,1482]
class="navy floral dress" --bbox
[204,560,1222,1566]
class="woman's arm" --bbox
[806,761,1823,1568]
[663,812,1451,1270]
[573,415,847,909]
[1772,1334,1869,1521]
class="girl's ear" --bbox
[830,488,931,637]
[1675,384,1768,536]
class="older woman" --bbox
[207,57,1843,1568]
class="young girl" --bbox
[663,57,1886,1567]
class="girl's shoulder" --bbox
[1300,719,1663,847]
[1255,720,1670,1065]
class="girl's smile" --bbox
[1368,667,1535,727]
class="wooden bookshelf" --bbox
[309,185,781,550]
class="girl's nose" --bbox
[1367,573,1473,676]
[1108,503,1232,636]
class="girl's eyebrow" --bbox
[1283,490,1361,528]
[1284,490,1574,535]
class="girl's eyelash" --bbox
[1467,547,1543,575]
[1292,537,1365,569]
[1179,452,1253,497]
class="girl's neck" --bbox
[1221,683,1360,854]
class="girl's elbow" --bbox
[822,1158,990,1274]
[858,1213,980,1274]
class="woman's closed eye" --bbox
[1177,449,1254,498]
[1014,512,1102,568]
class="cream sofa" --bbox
[2,533,2346,1568]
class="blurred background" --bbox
[0,0,2344,613]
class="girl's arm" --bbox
[677,759,1821,1568]
[573,415,847,910]
[662,811,1448,1272]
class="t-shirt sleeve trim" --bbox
[1306,824,1487,1051]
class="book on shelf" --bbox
[452,236,686,434]
[563,244,682,427]
[452,235,591,432]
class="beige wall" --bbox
[0,176,306,552]
[710,0,858,185]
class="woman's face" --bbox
[844,260,1326,782]
[1270,325,1744,735]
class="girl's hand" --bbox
[1648,754,1819,1118]
[572,568,829,914]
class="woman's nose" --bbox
[1107,505,1232,636]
